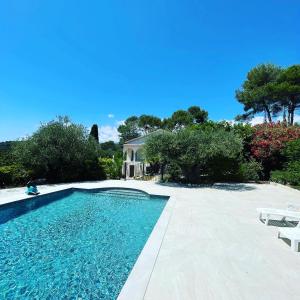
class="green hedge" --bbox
[98,157,122,179]
[0,164,30,187]
[238,159,263,182]
[270,139,300,187]
[271,162,300,186]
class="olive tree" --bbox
[144,131,175,180]
[13,116,104,183]
[144,127,243,183]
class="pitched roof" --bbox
[123,129,165,145]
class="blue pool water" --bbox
[0,188,167,299]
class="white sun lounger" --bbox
[278,227,300,252]
[257,208,300,227]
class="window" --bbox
[135,149,144,162]
[131,150,134,161]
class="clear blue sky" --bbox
[0,0,299,142]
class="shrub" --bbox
[271,162,300,186]
[270,139,300,187]
[270,170,288,185]
[251,123,300,178]
[282,139,300,161]
[0,164,30,187]
[283,162,300,186]
[0,142,19,170]
[165,162,182,182]
[99,157,122,179]
[238,159,263,182]
[232,123,254,159]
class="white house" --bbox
[122,130,166,178]
[122,135,150,179]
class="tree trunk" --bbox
[264,107,272,123]
[291,107,295,125]
[160,164,164,181]
[288,99,295,125]
[290,96,296,125]
[288,96,297,125]
[283,106,287,124]
[264,111,267,123]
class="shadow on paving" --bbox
[155,182,257,192]
[155,182,212,189]
[212,183,257,192]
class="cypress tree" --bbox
[90,124,99,142]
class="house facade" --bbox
[122,135,150,179]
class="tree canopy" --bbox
[236,63,300,125]
[276,65,300,125]
[138,115,162,134]
[188,106,208,124]
[99,141,122,158]
[118,106,209,142]
[118,116,140,143]
[144,127,243,183]
[236,64,281,123]
[13,116,104,183]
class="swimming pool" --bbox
[0,188,168,299]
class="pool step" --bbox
[91,190,150,200]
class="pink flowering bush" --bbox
[251,122,300,178]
